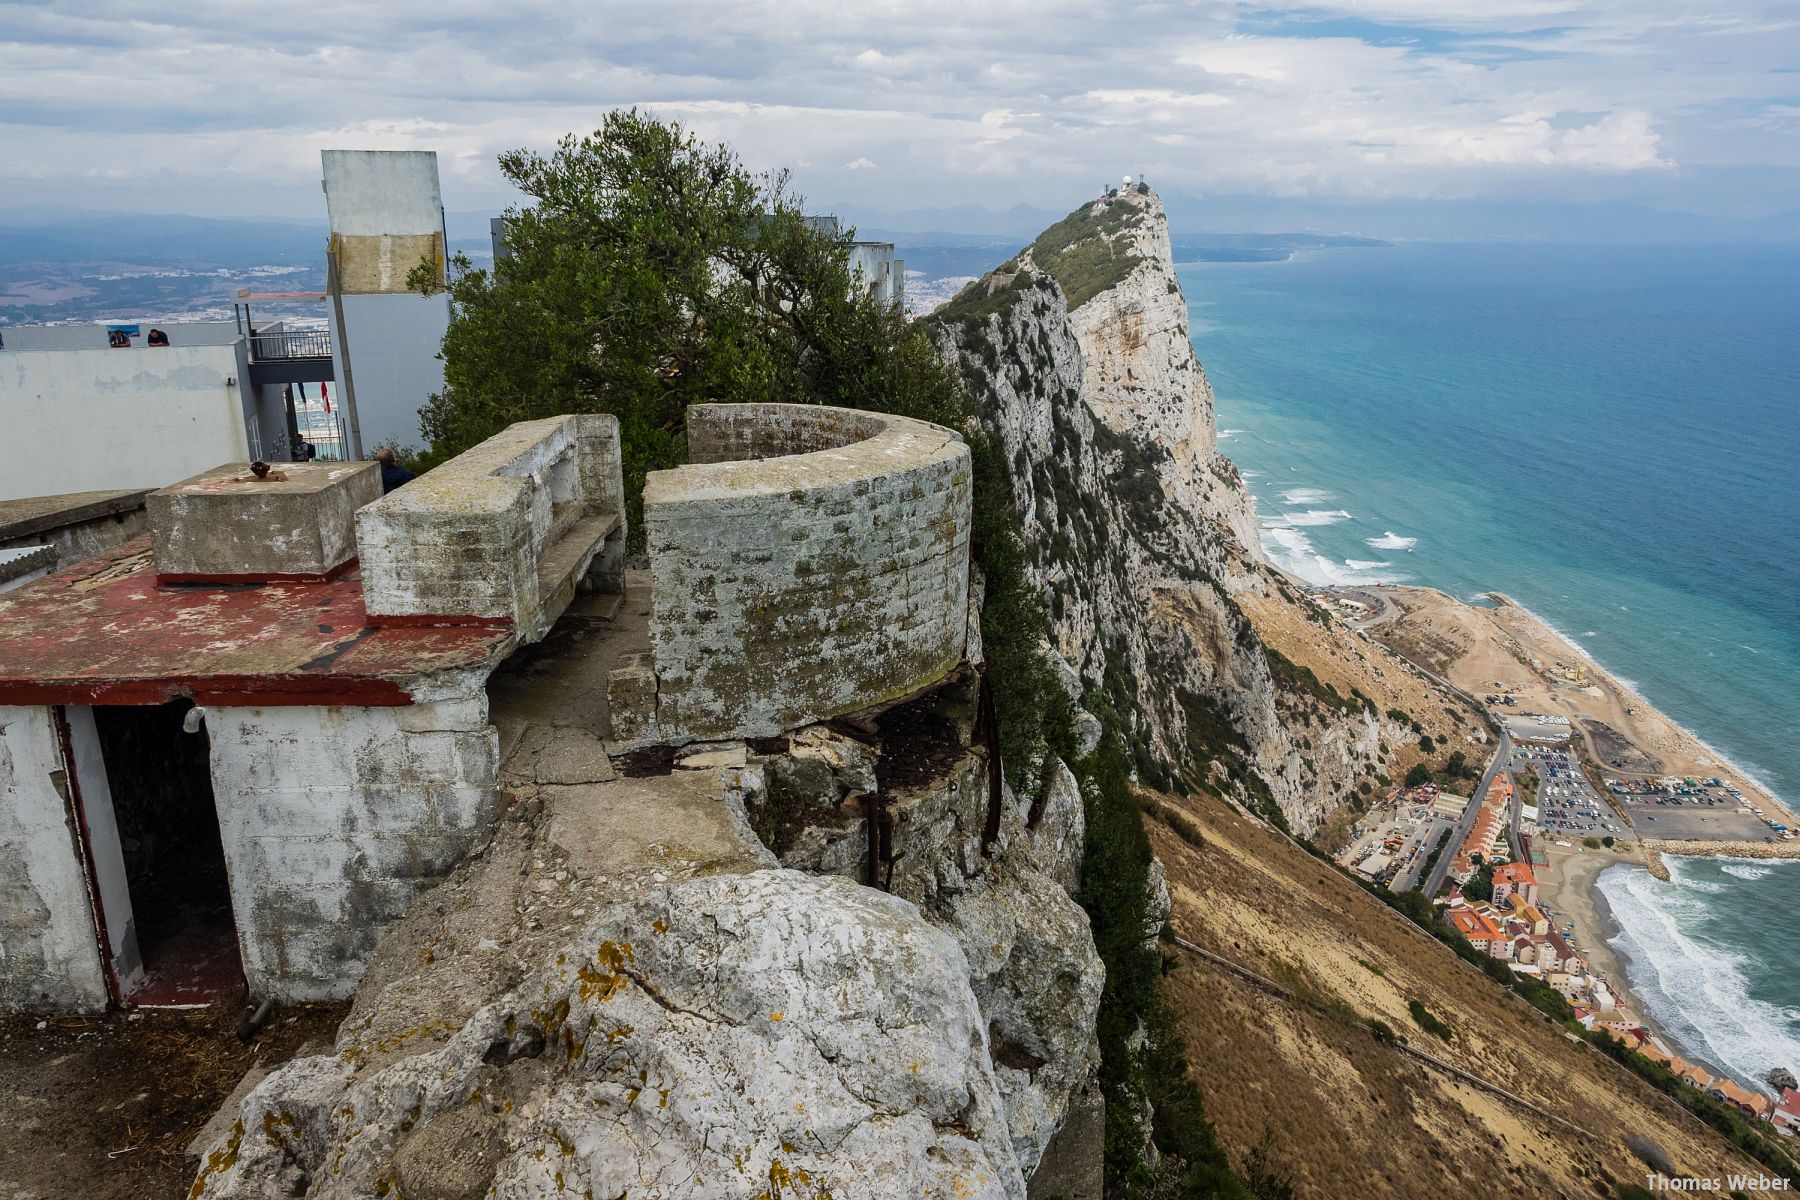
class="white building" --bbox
[0,149,453,503]
[0,321,308,503]
[0,416,625,1011]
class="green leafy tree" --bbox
[1404,763,1435,789]
[414,109,957,529]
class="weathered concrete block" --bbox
[0,706,110,1011]
[606,652,659,744]
[147,461,380,581]
[207,697,498,1002]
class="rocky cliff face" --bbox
[933,187,1381,836]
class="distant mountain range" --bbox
[834,192,1800,245]
[0,211,496,326]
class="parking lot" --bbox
[1338,787,1468,893]
[1518,745,1630,840]
[1605,773,1782,841]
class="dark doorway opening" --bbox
[93,700,243,1006]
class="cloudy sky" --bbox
[3,0,1797,228]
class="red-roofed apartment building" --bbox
[1710,1079,1775,1121]
[1772,1088,1799,1136]
[1449,908,1508,958]
[1492,861,1540,907]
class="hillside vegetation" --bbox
[1145,788,1771,1198]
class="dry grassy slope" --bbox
[1236,565,1490,847]
[1148,789,1764,1199]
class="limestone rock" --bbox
[1142,855,1171,949]
[942,862,1102,1175]
[673,739,747,770]
[932,186,1384,837]
[392,1103,506,1200]
[789,723,880,795]
[193,871,1026,1200]
[1041,643,1101,759]
[1028,758,1086,897]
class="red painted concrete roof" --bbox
[0,536,510,706]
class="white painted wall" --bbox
[0,321,244,351]
[0,344,253,502]
[0,706,108,1012]
[206,691,499,1002]
[328,291,449,455]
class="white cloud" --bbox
[0,0,1790,219]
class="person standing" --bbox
[375,447,414,493]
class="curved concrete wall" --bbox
[618,403,972,743]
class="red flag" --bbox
[322,382,331,414]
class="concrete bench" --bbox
[357,414,626,642]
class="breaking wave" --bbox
[1598,859,1800,1091]
[1720,861,1774,881]
[1366,531,1418,551]
[1280,487,1334,506]
[1269,508,1352,527]
[1260,526,1404,587]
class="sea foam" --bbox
[1366,531,1418,551]
[1598,860,1800,1091]
[1266,508,1352,527]
[1260,526,1403,587]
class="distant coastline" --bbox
[1171,232,1388,265]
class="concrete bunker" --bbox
[609,402,974,745]
[0,416,625,1012]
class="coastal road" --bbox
[1423,730,1514,897]
[1507,762,1526,862]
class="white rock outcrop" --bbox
[193,872,1026,1200]
[932,187,1382,836]
[1048,188,1261,557]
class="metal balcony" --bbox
[246,328,335,385]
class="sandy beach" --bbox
[1535,842,1641,1015]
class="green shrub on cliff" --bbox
[1027,198,1147,309]
[415,109,960,535]
[1079,732,1253,1198]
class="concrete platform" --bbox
[0,536,510,706]
[488,570,653,770]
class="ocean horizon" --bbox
[1184,239,1800,1093]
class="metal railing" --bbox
[249,329,332,361]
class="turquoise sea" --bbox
[1180,241,1800,1091]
